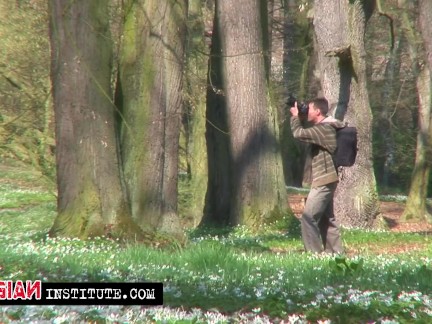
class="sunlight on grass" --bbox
[1,172,432,322]
[1,226,432,322]
[0,188,54,209]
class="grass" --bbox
[1,164,432,323]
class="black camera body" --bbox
[287,94,309,117]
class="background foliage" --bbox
[0,1,54,179]
[0,0,430,212]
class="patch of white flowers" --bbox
[0,306,277,323]
[1,220,432,323]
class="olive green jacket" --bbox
[291,116,345,188]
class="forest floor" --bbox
[288,194,432,255]
[1,159,431,256]
[288,194,432,234]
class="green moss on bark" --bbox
[49,182,103,239]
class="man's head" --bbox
[307,97,329,124]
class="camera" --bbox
[286,94,309,116]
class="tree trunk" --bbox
[313,0,380,228]
[180,0,209,227]
[117,0,186,234]
[402,0,432,222]
[375,2,403,189]
[203,0,286,227]
[281,1,314,187]
[49,0,137,238]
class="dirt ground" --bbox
[288,194,432,234]
[379,200,432,233]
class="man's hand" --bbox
[290,102,298,117]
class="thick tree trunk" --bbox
[402,0,432,222]
[314,0,380,228]
[180,0,209,227]
[117,0,186,234]
[49,0,137,238]
[203,0,285,227]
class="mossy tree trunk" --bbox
[49,0,138,238]
[402,0,432,222]
[402,67,431,222]
[180,0,209,227]
[117,0,187,235]
[313,0,380,228]
[202,0,286,228]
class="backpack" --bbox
[334,126,357,167]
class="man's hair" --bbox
[311,97,329,116]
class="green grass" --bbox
[1,165,432,323]
[0,187,54,209]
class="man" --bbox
[290,97,344,254]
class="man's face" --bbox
[307,102,320,123]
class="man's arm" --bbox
[290,116,333,149]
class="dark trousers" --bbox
[301,182,343,253]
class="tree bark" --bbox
[117,0,187,234]
[402,0,432,222]
[49,0,137,238]
[402,67,431,221]
[313,0,380,228]
[180,0,210,227]
[203,0,286,227]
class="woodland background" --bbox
[0,0,431,241]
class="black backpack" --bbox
[334,126,357,167]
